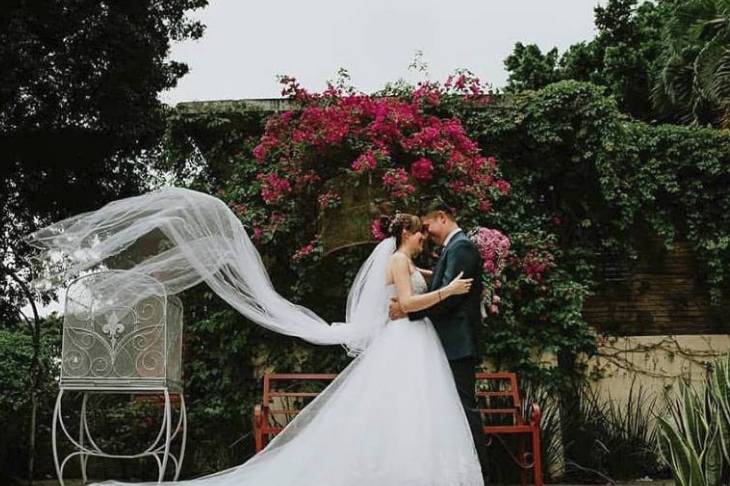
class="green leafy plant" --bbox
[656,354,730,486]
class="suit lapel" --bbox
[429,230,463,290]
[430,255,447,291]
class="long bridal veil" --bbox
[24,186,395,355]
[24,187,487,486]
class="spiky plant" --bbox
[656,356,729,486]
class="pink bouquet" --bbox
[467,226,510,316]
[467,227,510,275]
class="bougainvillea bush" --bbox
[218,73,594,393]
[242,74,509,247]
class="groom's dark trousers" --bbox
[408,230,489,482]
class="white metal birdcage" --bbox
[52,270,187,485]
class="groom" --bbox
[389,201,489,482]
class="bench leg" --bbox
[532,427,543,486]
[253,420,263,453]
[519,436,527,486]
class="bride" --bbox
[25,188,485,486]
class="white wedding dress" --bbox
[93,271,484,486]
[23,187,484,486]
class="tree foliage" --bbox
[0,0,208,325]
[502,0,730,124]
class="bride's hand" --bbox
[389,297,407,320]
[445,271,473,296]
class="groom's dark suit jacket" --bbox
[408,230,483,361]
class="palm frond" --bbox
[653,0,730,125]
[711,46,730,100]
[693,34,729,102]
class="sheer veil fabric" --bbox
[24,186,392,355]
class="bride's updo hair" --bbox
[379,212,421,248]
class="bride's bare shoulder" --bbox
[388,252,410,267]
[388,253,413,276]
[385,252,409,285]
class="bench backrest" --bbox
[261,373,338,426]
[475,371,525,426]
[259,371,525,427]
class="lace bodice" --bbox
[387,270,428,296]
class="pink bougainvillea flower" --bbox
[494,179,511,196]
[317,191,341,209]
[292,242,316,261]
[252,134,278,162]
[382,168,415,198]
[449,180,466,192]
[252,227,263,242]
[411,83,441,107]
[351,151,378,173]
[258,173,291,205]
[521,250,555,283]
[410,157,434,183]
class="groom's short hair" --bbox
[423,200,455,221]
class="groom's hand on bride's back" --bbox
[389,298,407,320]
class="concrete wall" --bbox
[586,334,730,406]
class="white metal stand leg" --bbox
[158,389,171,482]
[176,394,187,481]
[80,393,88,484]
[52,389,187,485]
[52,390,64,486]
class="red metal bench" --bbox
[253,371,543,486]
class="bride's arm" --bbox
[390,254,470,313]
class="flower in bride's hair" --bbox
[387,212,401,234]
[371,217,387,241]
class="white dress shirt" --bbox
[442,227,462,248]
